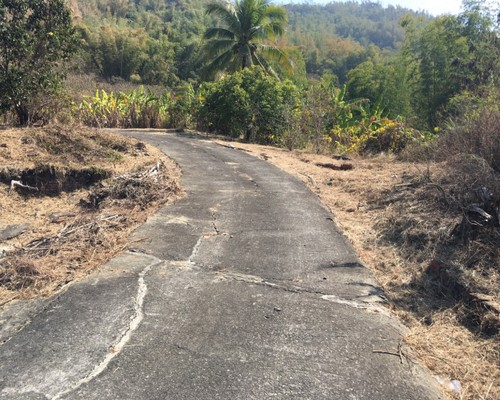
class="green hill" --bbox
[70,0,427,84]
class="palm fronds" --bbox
[201,0,291,77]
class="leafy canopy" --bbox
[201,0,291,77]
[0,0,77,125]
[198,67,300,142]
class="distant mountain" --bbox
[284,1,428,49]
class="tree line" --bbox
[1,0,499,146]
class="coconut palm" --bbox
[202,0,291,76]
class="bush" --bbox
[168,83,196,129]
[352,118,423,155]
[197,77,250,137]
[197,67,300,144]
[0,0,77,126]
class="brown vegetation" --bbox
[0,126,181,304]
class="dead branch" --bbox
[426,182,449,206]
[115,161,163,181]
[373,341,405,364]
[467,205,492,223]
[9,180,38,192]
[21,214,124,257]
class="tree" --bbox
[347,54,412,119]
[0,0,77,125]
[401,15,469,128]
[79,23,148,81]
[201,0,290,77]
[458,0,500,89]
[197,67,300,142]
[400,0,499,128]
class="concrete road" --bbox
[0,131,442,399]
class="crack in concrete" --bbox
[321,294,390,316]
[217,271,325,295]
[188,237,204,266]
[210,209,221,235]
[188,208,227,266]
[51,253,162,400]
[216,271,389,315]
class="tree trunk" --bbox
[244,123,255,142]
[15,105,30,126]
[242,51,252,69]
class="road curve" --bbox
[0,131,442,399]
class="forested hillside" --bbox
[2,0,498,134]
[69,0,426,85]
[284,2,428,80]
[69,0,210,84]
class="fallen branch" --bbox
[426,183,449,206]
[467,205,492,223]
[9,180,38,192]
[373,341,405,364]
[115,161,163,181]
[22,214,125,256]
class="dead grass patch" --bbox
[0,126,181,304]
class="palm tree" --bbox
[202,0,291,76]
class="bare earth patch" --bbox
[0,126,181,305]
[217,139,499,400]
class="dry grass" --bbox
[0,126,181,304]
[405,312,499,400]
[220,139,499,400]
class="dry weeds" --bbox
[220,139,499,400]
[0,126,181,304]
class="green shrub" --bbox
[168,83,196,129]
[197,68,300,144]
[330,118,423,154]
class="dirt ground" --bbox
[0,126,181,305]
[215,139,499,400]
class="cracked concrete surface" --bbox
[0,131,442,399]
[52,253,161,400]
[213,271,389,315]
[1,252,157,399]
